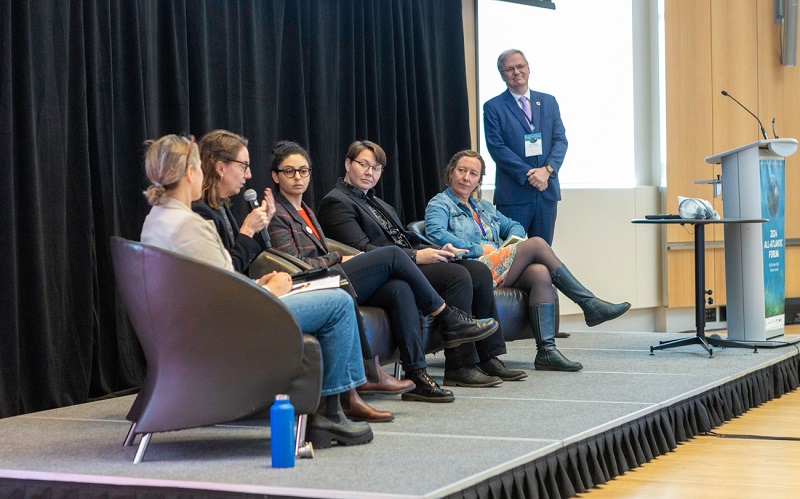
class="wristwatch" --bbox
[544,165,555,178]
[410,249,417,263]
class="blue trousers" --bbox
[497,198,558,246]
[281,289,366,396]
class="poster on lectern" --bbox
[760,158,785,331]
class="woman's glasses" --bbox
[185,135,195,170]
[278,167,312,178]
[351,159,384,174]
[229,159,251,174]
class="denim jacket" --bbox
[424,187,526,258]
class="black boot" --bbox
[530,303,583,372]
[444,366,503,387]
[550,265,631,327]
[434,306,498,348]
[401,368,455,403]
[477,357,528,381]
[307,394,374,449]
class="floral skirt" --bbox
[478,244,518,287]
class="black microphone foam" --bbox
[244,188,272,248]
[721,90,768,140]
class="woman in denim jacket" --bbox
[425,151,631,372]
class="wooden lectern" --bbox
[705,139,797,341]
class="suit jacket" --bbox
[141,196,233,271]
[483,88,567,205]
[192,200,265,274]
[268,191,342,269]
[317,179,437,260]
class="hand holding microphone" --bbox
[243,188,273,247]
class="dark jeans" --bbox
[497,198,558,245]
[342,246,444,372]
[418,259,507,370]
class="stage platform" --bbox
[1,331,798,498]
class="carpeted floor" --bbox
[1,331,798,498]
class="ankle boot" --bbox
[530,303,583,372]
[357,356,415,395]
[435,306,498,348]
[344,388,394,422]
[550,264,631,327]
[307,394,374,449]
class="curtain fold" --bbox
[0,0,469,417]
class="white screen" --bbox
[478,0,635,188]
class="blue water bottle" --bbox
[270,394,295,468]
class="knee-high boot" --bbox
[530,303,583,371]
[306,393,374,449]
[550,264,631,327]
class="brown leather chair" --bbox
[111,237,322,463]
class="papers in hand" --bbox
[500,235,526,248]
[281,275,342,298]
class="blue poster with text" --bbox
[760,158,785,329]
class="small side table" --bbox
[631,217,767,357]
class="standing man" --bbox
[483,49,567,245]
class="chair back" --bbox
[406,221,438,246]
[111,237,311,433]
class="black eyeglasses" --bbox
[278,167,312,178]
[501,63,528,75]
[229,159,251,174]
[351,159,384,174]
[185,135,195,170]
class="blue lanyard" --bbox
[468,199,487,237]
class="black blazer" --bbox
[317,179,437,260]
[192,200,265,274]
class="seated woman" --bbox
[139,134,372,449]
[191,130,416,422]
[267,141,504,405]
[425,150,631,372]
[318,141,515,390]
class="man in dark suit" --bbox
[318,140,528,388]
[484,49,567,245]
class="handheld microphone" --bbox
[772,117,779,139]
[244,188,272,248]
[721,90,768,140]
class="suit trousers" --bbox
[417,259,507,370]
[341,246,445,372]
[497,197,558,246]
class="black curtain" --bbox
[0,0,470,418]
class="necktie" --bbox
[519,95,532,124]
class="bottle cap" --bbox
[275,394,289,401]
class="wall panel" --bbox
[666,0,800,306]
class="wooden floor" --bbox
[580,327,800,499]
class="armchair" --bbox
[111,237,322,463]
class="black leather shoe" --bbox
[477,357,528,381]
[444,366,503,388]
[401,368,455,403]
[436,307,499,349]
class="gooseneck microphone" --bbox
[772,117,779,139]
[721,90,768,140]
[244,188,272,248]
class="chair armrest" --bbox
[406,221,438,247]
[248,249,308,279]
[326,239,360,257]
